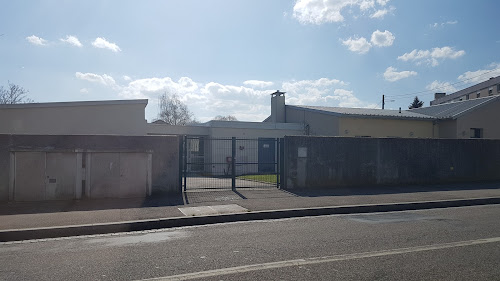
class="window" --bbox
[470,128,483,138]
[497,84,500,93]
[476,92,481,98]
[489,88,493,95]
[466,94,469,100]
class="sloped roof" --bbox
[410,95,500,119]
[288,105,436,120]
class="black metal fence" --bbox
[181,136,283,191]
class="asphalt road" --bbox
[1,205,500,280]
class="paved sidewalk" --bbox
[1,182,500,231]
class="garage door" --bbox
[89,152,150,199]
[14,152,77,201]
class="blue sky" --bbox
[1,0,499,122]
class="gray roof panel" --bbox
[410,95,499,119]
[288,105,436,120]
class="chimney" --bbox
[270,90,286,123]
[434,92,446,100]
[399,107,401,113]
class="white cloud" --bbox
[76,73,375,121]
[370,30,395,47]
[398,46,465,66]
[426,81,457,93]
[92,37,121,52]
[243,80,274,88]
[359,0,375,11]
[423,63,500,96]
[342,36,372,54]
[123,75,132,81]
[431,20,458,28]
[26,35,48,46]
[457,62,500,83]
[60,35,82,47]
[80,88,89,93]
[370,6,395,19]
[383,67,417,82]
[342,30,394,54]
[293,0,393,24]
[282,78,374,108]
[75,72,118,88]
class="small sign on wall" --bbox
[298,147,307,158]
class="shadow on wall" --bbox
[284,181,500,197]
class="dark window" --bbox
[470,128,483,138]
[489,88,493,95]
[476,92,481,98]
[497,84,500,92]
[466,94,469,100]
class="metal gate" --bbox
[181,136,284,191]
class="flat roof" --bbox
[148,120,305,131]
[0,99,148,109]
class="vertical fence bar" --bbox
[231,137,236,189]
[276,138,279,189]
[279,138,285,189]
[183,136,187,192]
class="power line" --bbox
[385,69,499,99]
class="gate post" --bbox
[183,135,187,192]
[178,135,184,193]
[231,137,236,189]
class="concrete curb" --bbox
[1,197,500,242]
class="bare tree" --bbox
[213,115,238,121]
[0,82,33,104]
[156,92,194,125]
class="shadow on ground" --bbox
[0,193,185,216]
[1,182,499,216]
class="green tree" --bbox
[408,96,424,109]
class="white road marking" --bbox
[139,236,500,281]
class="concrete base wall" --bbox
[0,134,180,201]
[285,136,500,189]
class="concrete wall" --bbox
[456,100,500,139]
[286,107,339,136]
[0,100,147,135]
[437,119,457,138]
[339,117,435,138]
[147,122,304,138]
[147,123,209,136]
[270,94,286,123]
[0,134,180,201]
[285,136,500,189]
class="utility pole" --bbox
[382,94,385,110]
